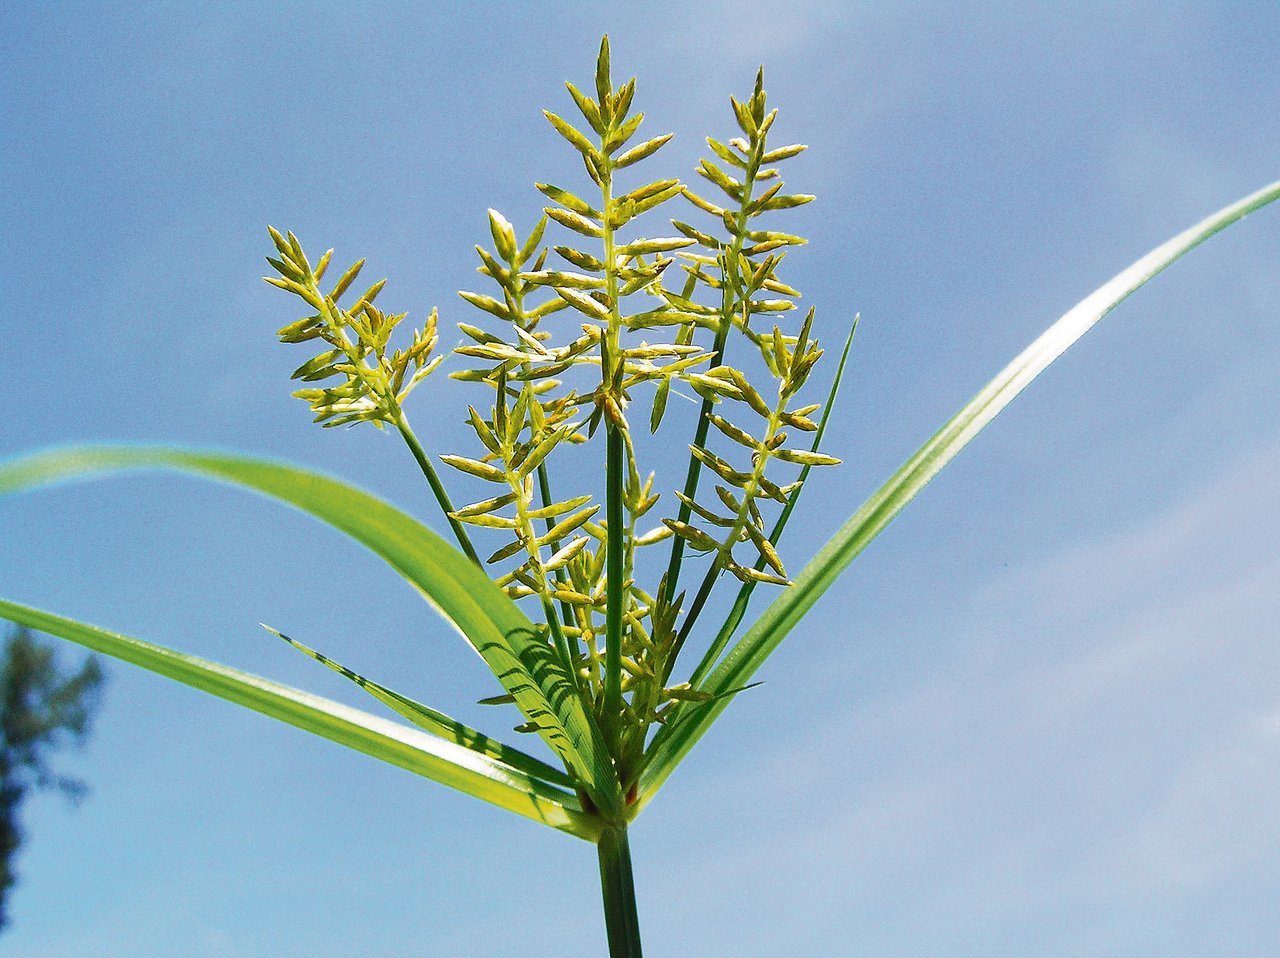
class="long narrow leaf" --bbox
[263,625,574,787]
[0,446,620,816]
[0,598,599,840]
[639,178,1280,807]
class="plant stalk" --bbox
[603,420,625,730]
[658,122,765,615]
[393,415,482,567]
[684,315,859,690]
[597,824,643,957]
[600,137,625,739]
[537,464,577,629]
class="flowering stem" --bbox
[659,132,764,614]
[393,414,482,567]
[600,141,626,741]
[604,418,625,734]
[669,387,788,666]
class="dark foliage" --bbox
[0,626,103,931]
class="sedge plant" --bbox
[1,38,1278,956]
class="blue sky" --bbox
[2,2,1278,955]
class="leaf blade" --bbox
[0,446,621,816]
[0,598,599,840]
[262,625,575,788]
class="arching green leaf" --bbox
[0,446,620,816]
[262,624,574,788]
[0,598,599,841]
[639,179,1280,808]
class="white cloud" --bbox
[665,0,831,63]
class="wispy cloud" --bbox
[664,0,833,64]
[665,438,1280,953]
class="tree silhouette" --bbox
[0,625,103,931]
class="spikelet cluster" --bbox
[442,41,713,755]
[265,228,440,428]
[439,41,839,774]
[655,70,839,592]
[263,39,847,789]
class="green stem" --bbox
[599,142,627,741]
[508,258,576,631]
[507,447,579,685]
[537,464,576,629]
[685,315,859,689]
[604,420,625,731]
[665,380,790,678]
[393,415,482,567]
[597,824,643,957]
[660,321,730,605]
[670,561,718,660]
